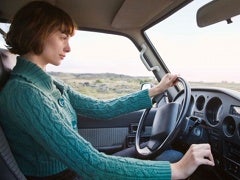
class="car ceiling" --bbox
[0,0,192,33]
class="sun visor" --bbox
[111,0,175,29]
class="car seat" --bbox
[0,48,26,180]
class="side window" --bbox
[0,23,10,49]
[47,31,155,99]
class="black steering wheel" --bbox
[135,77,191,158]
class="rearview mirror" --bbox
[197,0,240,27]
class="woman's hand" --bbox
[149,73,178,97]
[171,144,215,179]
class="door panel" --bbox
[77,109,157,154]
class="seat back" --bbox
[0,126,26,180]
[0,48,16,89]
[0,48,26,180]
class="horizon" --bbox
[48,71,240,84]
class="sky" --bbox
[0,0,239,83]
[50,0,240,83]
[145,0,240,83]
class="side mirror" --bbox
[197,0,240,27]
[141,83,153,90]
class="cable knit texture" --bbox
[0,57,171,179]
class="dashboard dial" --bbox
[205,97,222,126]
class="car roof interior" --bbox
[0,0,192,34]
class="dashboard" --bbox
[174,87,240,179]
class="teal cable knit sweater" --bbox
[0,57,171,179]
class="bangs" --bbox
[49,5,77,36]
[57,12,76,36]
[59,22,76,36]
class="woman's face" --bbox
[40,30,71,66]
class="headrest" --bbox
[0,48,16,89]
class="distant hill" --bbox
[49,72,240,99]
[50,72,149,79]
[49,72,156,99]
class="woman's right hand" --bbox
[171,143,215,179]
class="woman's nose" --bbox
[64,42,71,53]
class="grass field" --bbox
[50,72,240,99]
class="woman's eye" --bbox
[60,34,68,40]
[62,36,67,40]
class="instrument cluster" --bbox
[174,87,240,179]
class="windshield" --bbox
[145,0,240,91]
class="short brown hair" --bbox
[6,1,76,55]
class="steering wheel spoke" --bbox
[147,139,162,151]
[136,146,152,156]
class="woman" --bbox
[0,1,214,179]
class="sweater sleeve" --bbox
[7,83,171,179]
[67,86,153,119]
